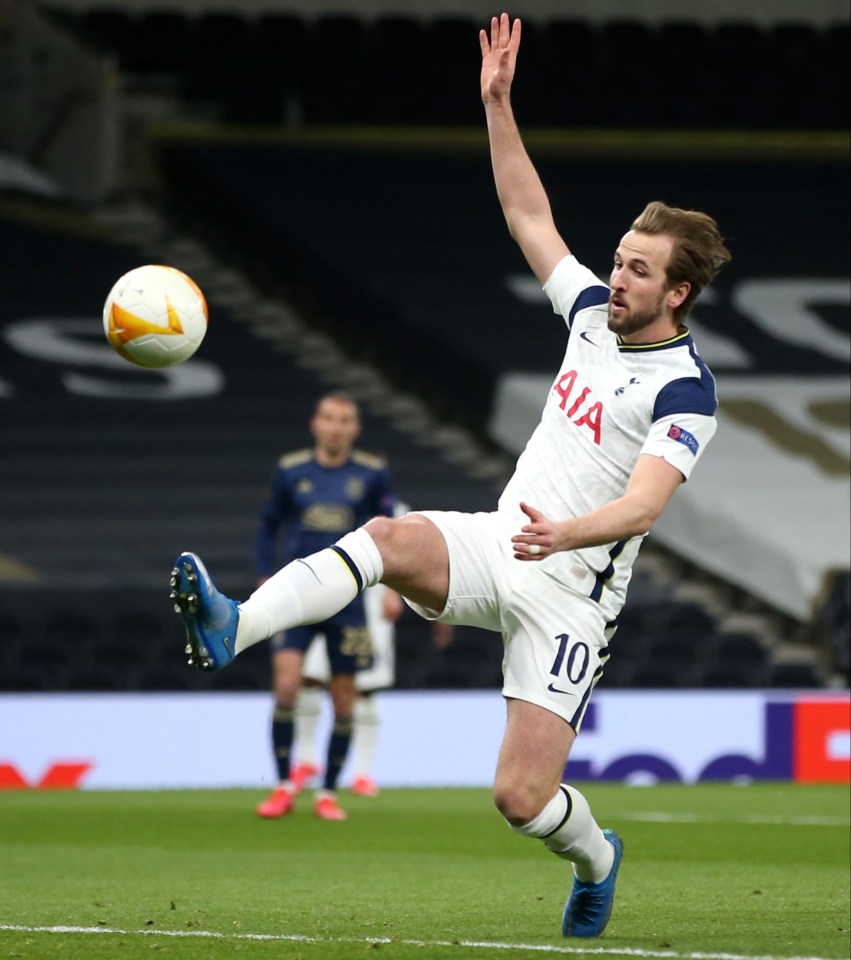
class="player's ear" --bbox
[668,280,691,311]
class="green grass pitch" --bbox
[0,784,848,960]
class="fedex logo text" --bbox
[565,697,850,784]
[0,762,92,790]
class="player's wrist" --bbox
[552,520,575,553]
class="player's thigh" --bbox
[367,513,450,611]
[502,573,609,733]
[402,511,512,629]
[494,698,577,822]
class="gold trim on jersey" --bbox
[616,327,691,351]
[277,448,313,469]
[276,448,385,470]
[351,449,386,469]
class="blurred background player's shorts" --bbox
[303,585,395,692]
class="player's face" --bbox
[608,231,677,339]
[311,398,361,458]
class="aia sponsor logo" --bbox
[553,370,603,445]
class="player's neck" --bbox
[620,317,682,346]
[314,447,351,468]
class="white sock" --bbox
[294,685,323,768]
[509,788,571,840]
[234,529,384,654]
[353,694,380,778]
[543,784,614,883]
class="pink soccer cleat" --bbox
[291,762,320,794]
[314,794,348,821]
[256,787,294,819]
[351,776,380,797]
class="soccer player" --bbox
[171,13,731,937]
[253,391,397,821]
[291,582,403,798]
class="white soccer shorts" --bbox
[405,510,610,731]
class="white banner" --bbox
[0,690,848,789]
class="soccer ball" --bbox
[103,264,208,368]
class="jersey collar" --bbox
[616,326,691,352]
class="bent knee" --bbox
[493,783,548,828]
[364,515,397,552]
[273,682,300,706]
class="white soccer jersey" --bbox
[498,254,717,621]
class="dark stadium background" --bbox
[0,0,848,697]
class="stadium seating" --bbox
[40,8,847,130]
[809,570,851,681]
[3,8,843,696]
[628,662,682,689]
[714,633,770,673]
[1,668,46,693]
[767,662,824,689]
[0,579,824,693]
[699,664,762,689]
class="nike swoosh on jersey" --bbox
[579,331,597,346]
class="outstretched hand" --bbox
[480,12,521,105]
[511,501,558,561]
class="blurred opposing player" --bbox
[291,582,403,797]
[253,392,396,821]
[173,13,731,936]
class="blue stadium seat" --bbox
[714,633,769,671]
[768,662,823,689]
[42,612,100,648]
[629,662,681,688]
[0,612,25,644]
[138,665,196,692]
[700,664,761,689]
[645,635,706,673]
[66,667,125,692]
[16,637,76,673]
[0,667,45,692]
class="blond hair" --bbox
[631,201,732,321]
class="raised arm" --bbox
[480,13,569,285]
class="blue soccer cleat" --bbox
[170,551,239,671]
[562,829,624,938]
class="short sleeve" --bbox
[542,255,610,330]
[640,412,717,481]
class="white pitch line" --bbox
[0,924,848,960]
[619,813,849,827]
